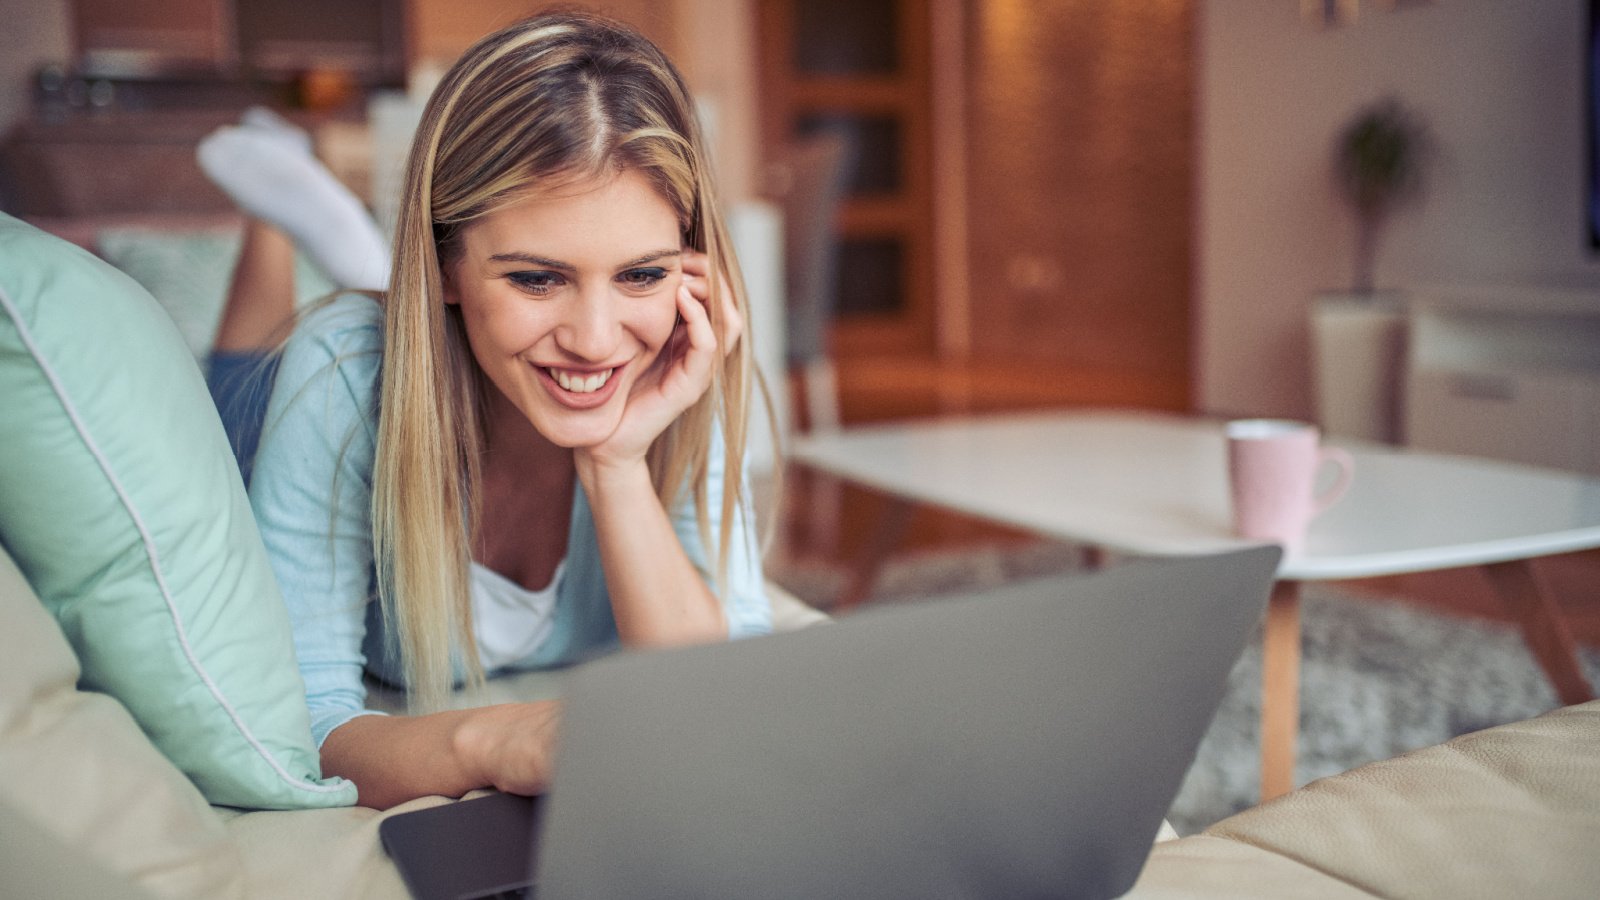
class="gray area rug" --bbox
[765,541,1600,836]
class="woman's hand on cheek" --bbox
[577,252,740,475]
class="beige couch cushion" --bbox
[1128,834,1373,899]
[1132,700,1600,899]
[0,800,161,900]
[217,803,415,899]
[0,543,245,899]
[1212,701,1600,899]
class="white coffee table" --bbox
[790,410,1600,800]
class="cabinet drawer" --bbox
[1404,369,1600,474]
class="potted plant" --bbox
[1312,97,1434,444]
[1335,97,1433,295]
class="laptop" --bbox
[380,545,1281,900]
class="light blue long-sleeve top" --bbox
[248,293,772,748]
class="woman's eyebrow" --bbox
[618,249,682,268]
[486,249,681,269]
[489,252,573,270]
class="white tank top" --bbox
[469,559,565,671]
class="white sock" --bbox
[238,106,315,156]
[198,118,391,291]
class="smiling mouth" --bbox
[546,367,615,394]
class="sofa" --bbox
[5,213,1599,899]
[5,518,1598,899]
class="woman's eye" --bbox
[618,267,669,290]
[508,270,563,294]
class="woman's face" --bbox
[445,169,684,448]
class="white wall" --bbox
[1198,0,1600,419]
[0,0,71,135]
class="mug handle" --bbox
[1312,447,1355,515]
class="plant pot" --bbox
[1310,291,1407,443]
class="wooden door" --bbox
[758,0,936,358]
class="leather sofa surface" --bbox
[1130,700,1600,899]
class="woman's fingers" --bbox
[639,283,725,418]
[672,281,718,381]
[676,252,739,356]
[681,248,710,279]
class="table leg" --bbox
[833,495,916,611]
[1260,580,1301,802]
[1481,560,1595,707]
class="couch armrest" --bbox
[1133,701,1600,899]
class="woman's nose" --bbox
[554,290,622,361]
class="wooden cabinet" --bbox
[71,0,235,73]
[1,111,238,216]
[67,0,405,81]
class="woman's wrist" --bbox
[448,709,499,790]
[573,448,653,498]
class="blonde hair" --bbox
[374,11,756,710]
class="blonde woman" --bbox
[202,12,771,809]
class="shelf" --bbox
[1404,284,1600,475]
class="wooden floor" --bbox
[777,355,1600,647]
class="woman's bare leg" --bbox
[214,218,297,352]
[209,217,297,484]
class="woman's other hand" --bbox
[320,701,563,809]
[453,700,563,797]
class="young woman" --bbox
[202,12,771,809]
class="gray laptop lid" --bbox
[535,546,1280,900]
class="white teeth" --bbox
[549,367,614,393]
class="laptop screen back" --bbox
[533,546,1280,900]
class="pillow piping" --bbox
[0,284,346,799]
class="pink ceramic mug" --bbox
[1226,419,1354,550]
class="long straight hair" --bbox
[372,11,756,711]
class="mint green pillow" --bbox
[0,212,355,810]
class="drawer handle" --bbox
[1449,374,1516,402]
